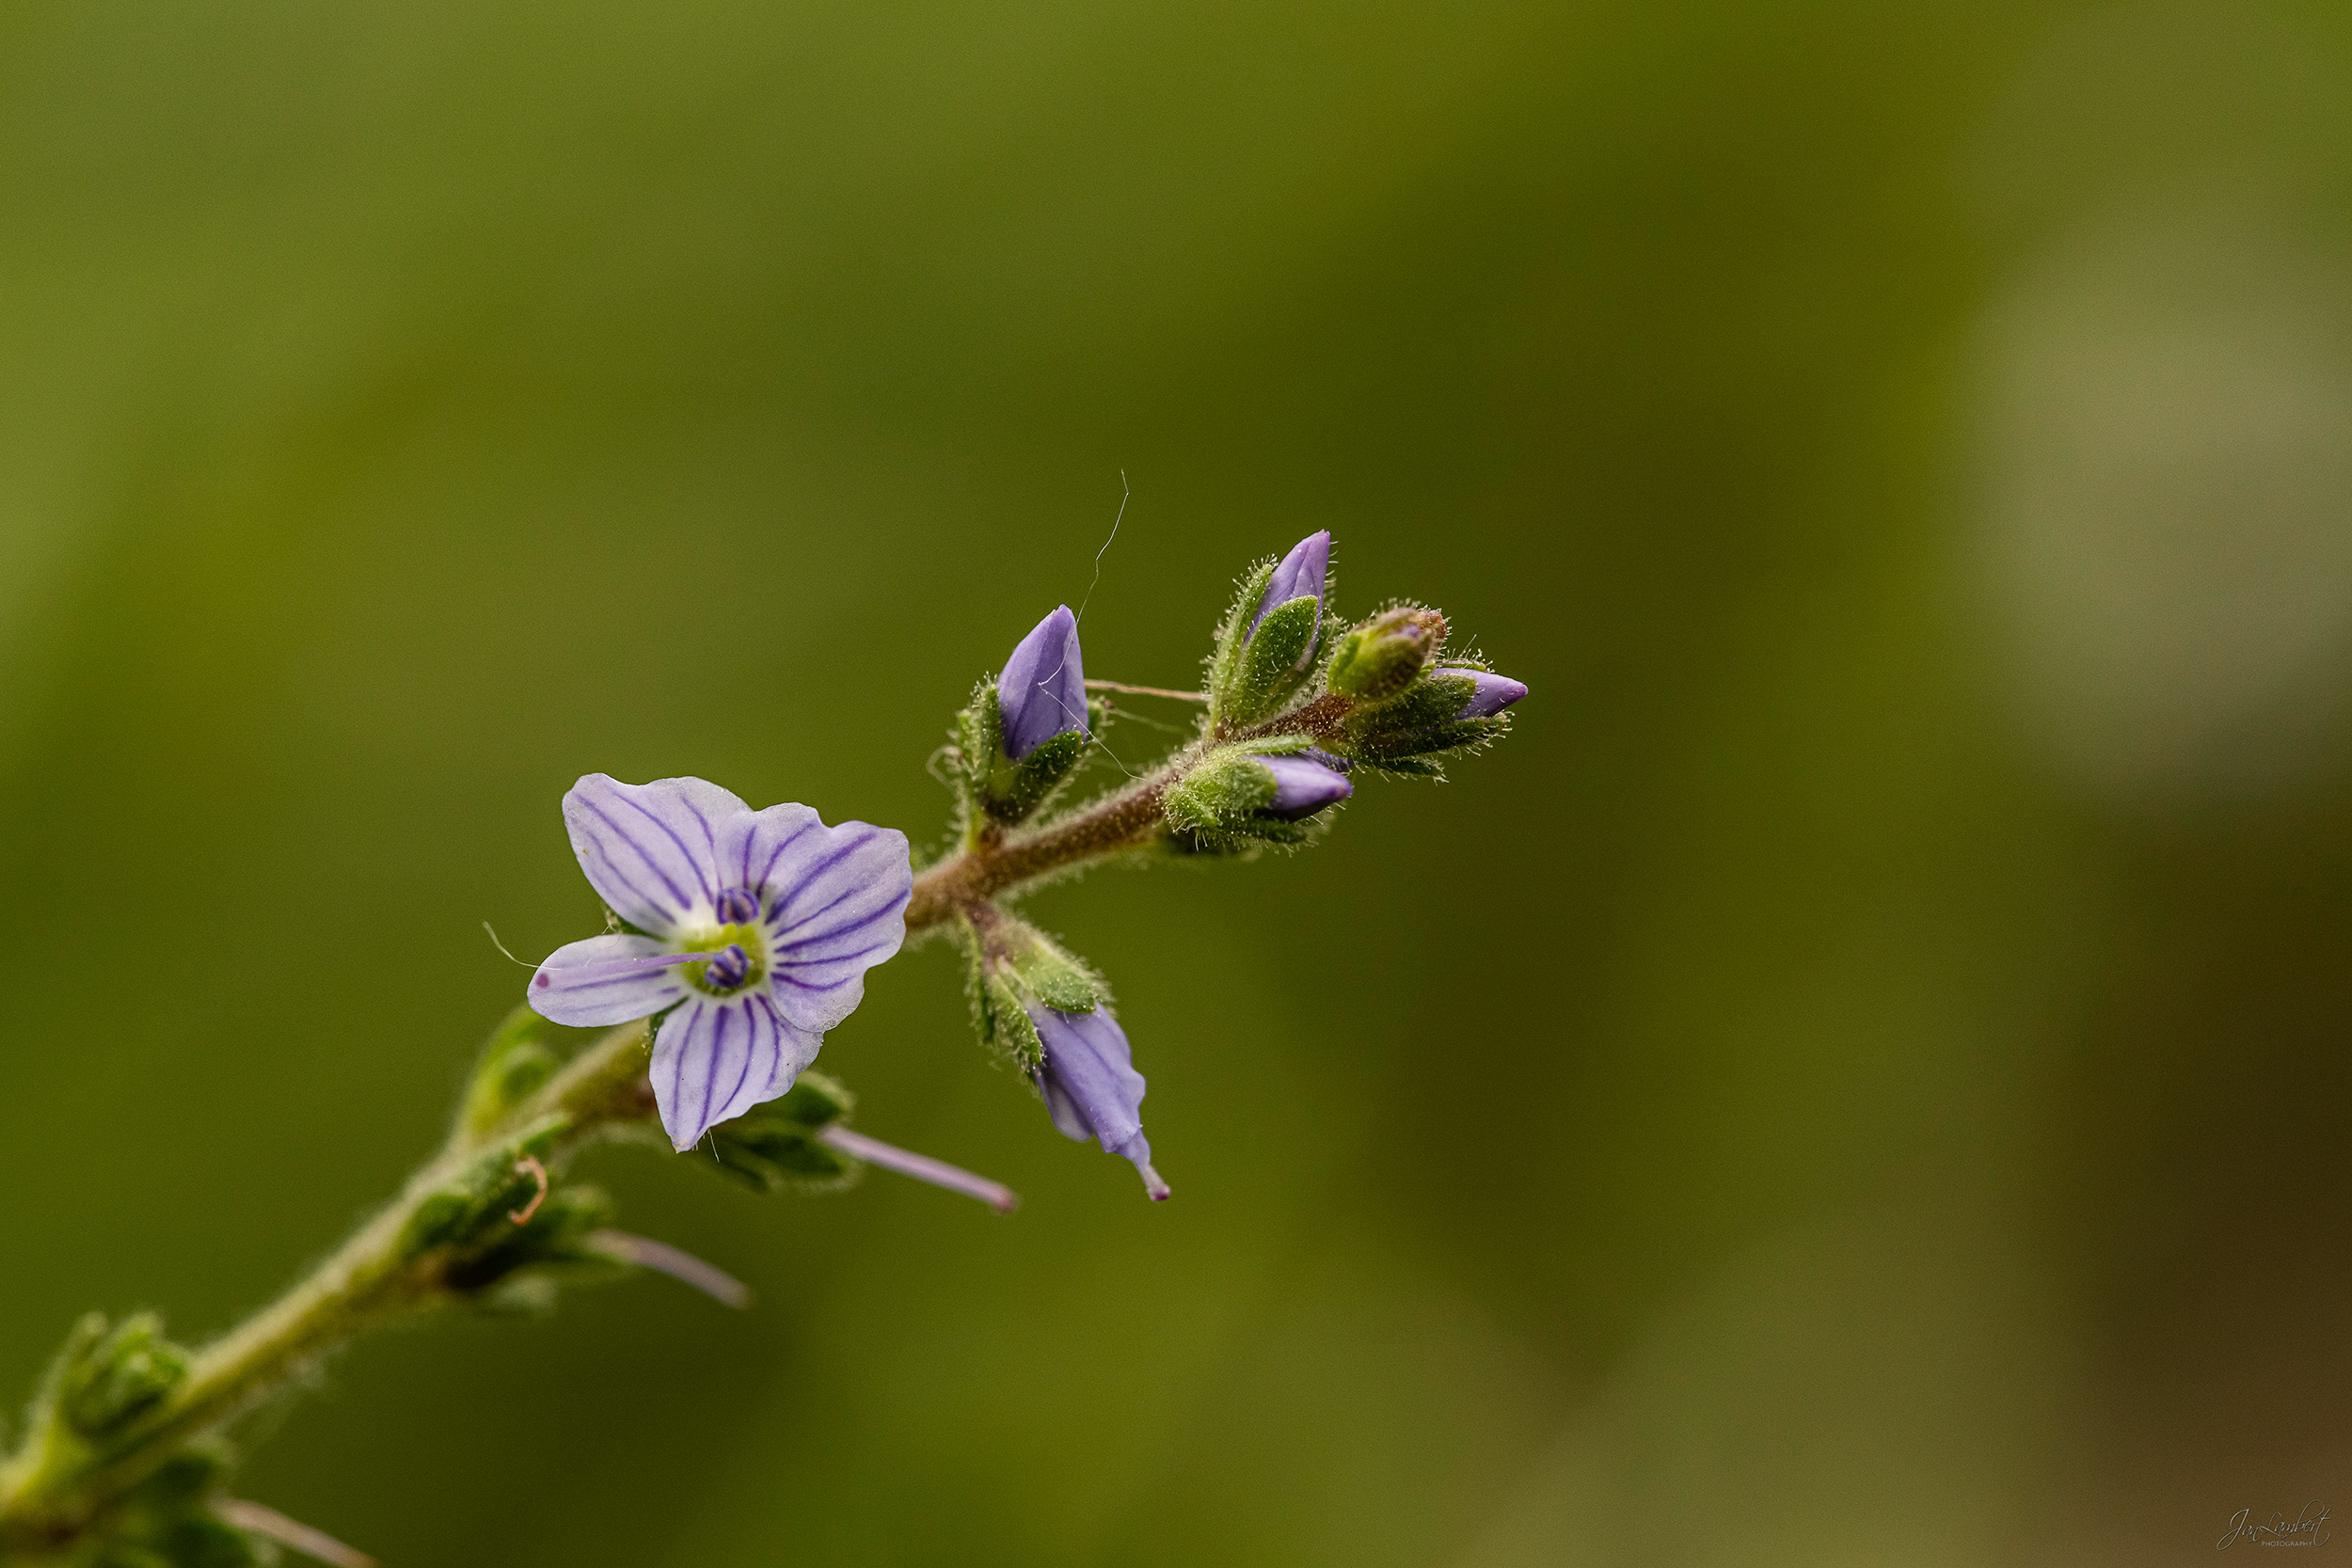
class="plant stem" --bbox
[0,1022,654,1555]
[906,694,1353,929]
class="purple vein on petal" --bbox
[574,837,674,929]
[612,793,714,906]
[756,823,817,892]
[580,798,696,912]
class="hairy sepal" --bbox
[1219,595,1324,726]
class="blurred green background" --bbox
[5,1,2351,1562]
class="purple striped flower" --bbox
[997,605,1089,762]
[528,774,913,1152]
[1249,530,1331,642]
[1025,1004,1168,1200]
[1257,753,1353,819]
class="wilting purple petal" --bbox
[996,605,1089,761]
[528,933,693,1026]
[1257,754,1353,820]
[761,819,914,1031]
[1248,530,1331,641]
[1454,670,1528,719]
[1025,1005,1168,1198]
[562,775,748,936]
[652,997,787,1151]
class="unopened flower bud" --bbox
[61,1312,188,1437]
[1327,607,1445,700]
[1255,754,1353,820]
[997,605,1089,761]
[1025,1004,1168,1200]
[1451,668,1528,718]
[1248,530,1330,649]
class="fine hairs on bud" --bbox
[0,523,1523,1563]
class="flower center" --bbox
[680,922,768,996]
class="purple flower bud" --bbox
[996,605,1089,762]
[713,888,760,925]
[1248,530,1331,641]
[1025,1003,1168,1200]
[1257,753,1353,819]
[703,942,751,990]
[1454,670,1528,719]
[1298,747,1354,774]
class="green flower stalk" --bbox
[0,529,1524,1564]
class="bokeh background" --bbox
[3,1,2350,1562]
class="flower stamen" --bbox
[703,942,752,990]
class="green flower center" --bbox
[679,923,767,996]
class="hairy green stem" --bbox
[0,1022,655,1555]
[906,694,1350,928]
[3,689,1354,1557]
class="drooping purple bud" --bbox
[713,887,760,925]
[1454,670,1528,719]
[996,605,1089,761]
[703,943,751,990]
[1024,1004,1168,1200]
[1256,754,1353,820]
[1248,530,1331,641]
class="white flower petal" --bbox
[562,775,750,936]
[760,819,912,1032]
[528,933,690,1027]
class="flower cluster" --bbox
[521,529,1523,1202]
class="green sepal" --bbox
[457,1005,563,1140]
[1319,670,1493,770]
[982,973,1047,1069]
[126,1442,234,1513]
[702,1092,862,1196]
[772,1070,855,1129]
[444,1180,623,1307]
[1167,817,1318,855]
[953,678,1088,832]
[1204,559,1278,729]
[59,1313,189,1439]
[1325,606,1445,700]
[1160,749,1279,833]
[398,1115,571,1256]
[1218,594,1323,726]
[985,728,1086,824]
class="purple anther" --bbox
[714,888,760,925]
[703,943,751,990]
